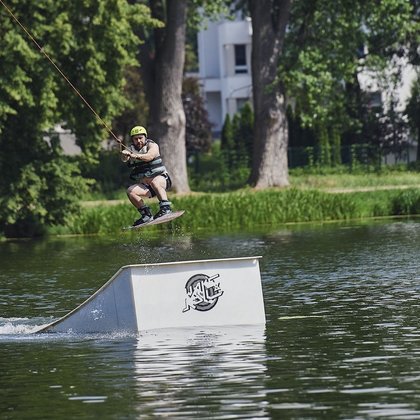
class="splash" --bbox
[0,317,49,335]
[0,317,140,340]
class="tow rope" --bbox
[0,0,128,150]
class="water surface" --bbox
[1,219,420,418]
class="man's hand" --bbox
[121,149,132,162]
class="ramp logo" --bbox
[182,273,224,313]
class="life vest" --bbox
[128,139,167,180]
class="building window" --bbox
[234,44,248,74]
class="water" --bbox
[1,219,420,419]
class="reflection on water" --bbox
[134,326,268,418]
[1,219,420,418]
[0,325,267,419]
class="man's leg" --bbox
[149,175,172,218]
[149,175,169,202]
[126,184,153,225]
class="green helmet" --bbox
[130,125,147,137]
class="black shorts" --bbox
[143,173,172,198]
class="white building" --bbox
[197,17,253,135]
[358,56,417,113]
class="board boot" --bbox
[154,201,172,219]
[133,206,153,227]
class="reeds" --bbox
[60,188,420,235]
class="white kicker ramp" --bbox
[38,256,265,333]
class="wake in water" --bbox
[0,317,51,335]
[0,317,141,341]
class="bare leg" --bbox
[148,175,172,218]
[126,184,151,209]
[149,175,168,202]
[126,184,154,226]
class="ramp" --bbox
[38,256,265,333]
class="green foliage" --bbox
[52,1,160,155]
[60,187,420,235]
[81,150,130,195]
[0,157,91,237]
[392,189,420,215]
[282,0,419,153]
[192,103,254,191]
[187,0,231,31]
[404,71,420,160]
[182,77,213,156]
[317,125,331,166]
[331,126,342,166]
[220,102,254,166]
[233,102,254,168]
[189,141,250,192]
[0,0,160,153]
[221,113,235,166]
[68,205,113,235]
[405,72,420,130]
[112,66,149,140]
[0,0,160,236]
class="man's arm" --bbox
[121,143,160,162]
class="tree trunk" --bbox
[249,0,292,188]
[147,0,190,193]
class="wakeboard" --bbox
[123,210,185,230]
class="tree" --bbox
[221,113,235,167]
[248,0,292,188]
[149,0,190,192]
[0,0,158,236]
[112,65,150,142]
[137,0,189,193]
[405,72,420,161]
[182,77,212,157]
[137,0,229,193]
[1,149,91,238]
[222,102,254,170]
[282,0,418,161]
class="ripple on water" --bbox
[1,220,420,418]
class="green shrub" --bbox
[392,189,420,215]
[0,158,91,237]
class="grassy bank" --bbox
[52,187,420,236]
[289,169,420,190]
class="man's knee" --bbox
[127,185,142,197]
[150,176,166,191]
[127,184,152,199]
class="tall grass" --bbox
[57,188,420,235]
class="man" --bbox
[121,125,172,226]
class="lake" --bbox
[1,219,420,418]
